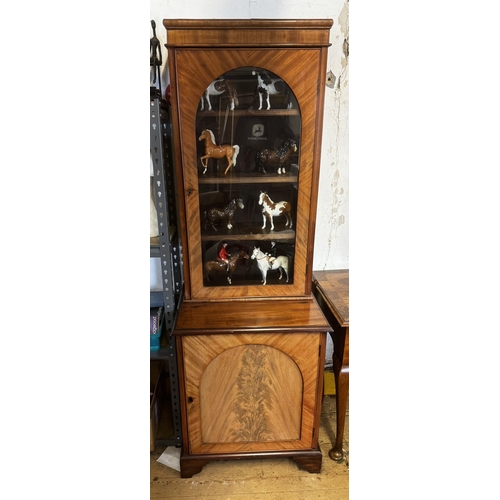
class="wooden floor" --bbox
[150,394,349,499]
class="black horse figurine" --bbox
[204,198,245,231]
[255,138,297,175]
[252,70,289,110]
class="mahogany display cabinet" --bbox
[163,19,333,478]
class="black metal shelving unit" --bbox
[150,88,183,448]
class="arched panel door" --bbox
[181,332,323,455]
[200,344,303,443]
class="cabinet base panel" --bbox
[179,447,323,478]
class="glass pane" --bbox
[196,67,300,287]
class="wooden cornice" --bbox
[163,19,333,48]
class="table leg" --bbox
[329,329,349,462]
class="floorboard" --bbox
[150,394,349,499]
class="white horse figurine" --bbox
[251,246,289,285]
[258,191,293,231]
[252,70,290,110]
[200,79,239,111]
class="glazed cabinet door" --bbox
[172,49,325,300]
[179,332,325,455]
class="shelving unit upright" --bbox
[150,89,183,449]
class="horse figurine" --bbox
[200,78,239,111]
[258,191,293,231]
[204,198,245,231]
[252,70,290,110]
[255,138,297,175]
[199,129,240,175]
[204,249,249,285]
[250,246,289,285]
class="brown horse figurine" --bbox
[199,129,240,175]
[204,249,249,285]
[255,138,297,175]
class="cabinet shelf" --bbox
[201,228,295,242]
[198,109,299,118]
[198,173,298,185]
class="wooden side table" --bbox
[312,270,349,462]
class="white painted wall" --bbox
[150,0,349,271]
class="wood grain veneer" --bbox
[173,298,330,335]
[164,19,333,478]
[181,332,325,455]
[163,19,332,48]
[200,345,303,443]
[165,19,331,301]
[172,49,320,300]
